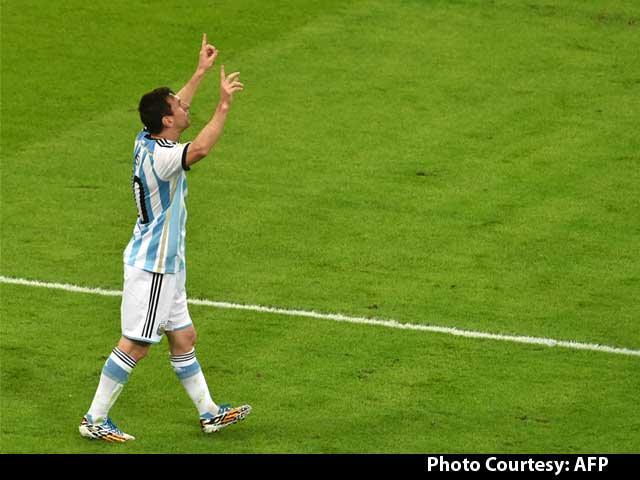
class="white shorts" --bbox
[121,264,192,344]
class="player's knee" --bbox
[188,328,197,347]
[131,345,150,361]
[117,337,151,361]
[167,327,197,353]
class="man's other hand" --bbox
[220,65,244,107]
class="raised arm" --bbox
[176,33,218,107]
[185,65,244,167]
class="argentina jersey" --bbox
[123,129,191,274]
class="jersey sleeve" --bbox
[153,142,191,180]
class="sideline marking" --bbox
[1,275,638,357]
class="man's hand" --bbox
[197,33,218,74]
[185,65,245,167]
[220,65,244,107]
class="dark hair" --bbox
[138,87,174,134]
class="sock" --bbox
[87,347,137,423]
[170,348,219,417]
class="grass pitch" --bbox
[1,0,639,453]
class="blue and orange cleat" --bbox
[200,404,252,433]
[79,415,135,442]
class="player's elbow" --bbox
[185,144,209,166]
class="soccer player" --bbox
[79,34,250,442]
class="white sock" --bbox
[170,348,218,417]
[87,347,137,422]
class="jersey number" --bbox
[132,176,149,224]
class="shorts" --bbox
[121,264,192,344]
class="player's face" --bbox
[168,94,190,131]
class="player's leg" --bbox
[88,337,150,419]
[166,325,218,415]
[165,269,251,433]
[79,336,149,442]
[166,325,252,433]
[79,265,168,442]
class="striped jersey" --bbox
[123,129,191,274]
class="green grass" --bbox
[2,283,639,453]
[2,0,640,452]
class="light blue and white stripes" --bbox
[103,348,137,384]
[170,348,201,380]
[123,130,189,274]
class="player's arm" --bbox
[185,65,244,167]
[176,34,218,108]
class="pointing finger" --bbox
[202,33,207,46]
[221,64,226,79]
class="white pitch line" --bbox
[1,275,639,357]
